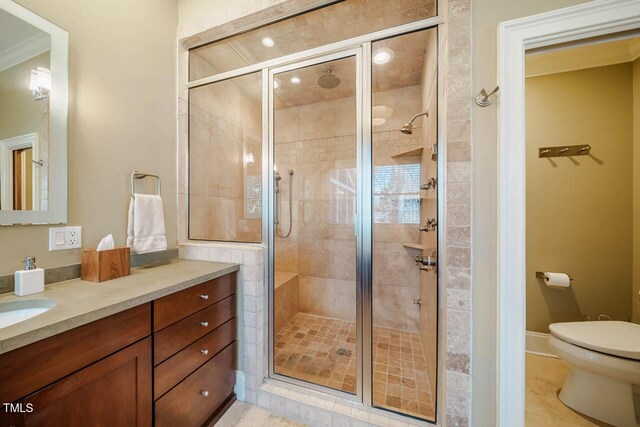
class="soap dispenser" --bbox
[15,256,45,296]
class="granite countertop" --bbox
[0,259,239,355]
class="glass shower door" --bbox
[270,53,360,395]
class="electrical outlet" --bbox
[49,226,82,251]
[66,226,81,249]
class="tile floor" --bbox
[525,353,611,426]
[274,312,434,419]
[213,401,305,427]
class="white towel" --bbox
[126,194,167,254]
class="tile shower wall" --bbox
[188,55,262,242]
[274,86,423,330]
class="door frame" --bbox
[0,132,41,211]
[496,0,640,425]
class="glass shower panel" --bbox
[272,56,358,394]
[188,72,262,243]
[371,28,438,421]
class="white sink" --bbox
[0,299,56,329]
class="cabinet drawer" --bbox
[0,304,151,403]
[154,273,235,332]
[154,296,235,365]
[155,342,236,427]
[154,318,235,400]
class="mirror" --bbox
[0,1,67,225]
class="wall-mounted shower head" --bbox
[401,111,429,135]
[318,69,341,89]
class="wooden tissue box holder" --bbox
[81,247,131,283]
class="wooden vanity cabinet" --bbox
[10,338,152,427]
[0,271,238,427]
[0,304,152,427]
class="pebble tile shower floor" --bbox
[274,312,434,419]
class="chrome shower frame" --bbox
[187,12,446,424]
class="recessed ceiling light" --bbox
[290,77,301,84]
[262,37,275,47]
[373,48,395,65]
[273,78,280,89]
[372,117,386,126]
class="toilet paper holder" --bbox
[536,271,573,281]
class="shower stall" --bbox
[187,2,440,422]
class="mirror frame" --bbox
[0,0,68,225]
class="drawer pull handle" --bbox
[200,321,209,327]
[201,349,209,355]
[201,390,209,397]
[199,294,209,300]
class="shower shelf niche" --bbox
[403,242,423,250]
[391,147,423,158]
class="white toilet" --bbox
[548,321,640,427]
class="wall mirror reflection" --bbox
[0,1,68,225]
[0,9,50,211]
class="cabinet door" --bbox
[10,338,152,427]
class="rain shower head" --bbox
[401,111,429,135]
[318,69,341,89]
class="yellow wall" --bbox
[634,58,640,323]
[0,0,178,275]
[525,64,633,332]
[471,1,591,425]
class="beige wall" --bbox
[634,58,640,323]
[471,0,591,425]
[526,64,633,332]
[0,0,178,276]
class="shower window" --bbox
[374,164,421,224]
[189,0,437,80]
[188,72,262,242]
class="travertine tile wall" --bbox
[188,55,262,242]
[273,87,427,330]
[443,0,473,425]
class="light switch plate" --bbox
[49,226,82,251]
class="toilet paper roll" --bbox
[543,272,571,288]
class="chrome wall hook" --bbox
[475,86,499,107]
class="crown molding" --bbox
[0,32,49,72]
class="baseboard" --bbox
[526,331,558,358]
[235,371,245,401]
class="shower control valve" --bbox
[420,177,437,191]
[419,218,437,232]
[415,255,437,267]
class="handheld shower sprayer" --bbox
[275,169,294,238]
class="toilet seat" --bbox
[549,321,640,360]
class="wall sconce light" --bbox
[30,67,51,100]
[245,153,255,166]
